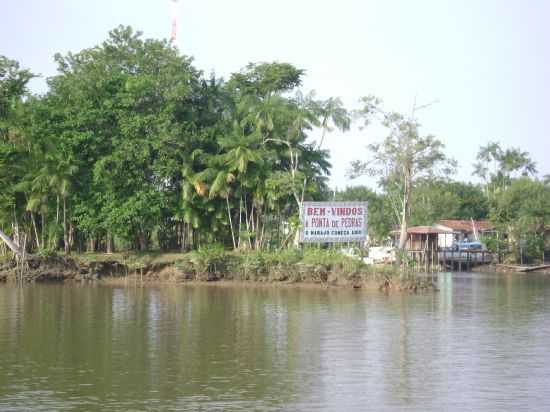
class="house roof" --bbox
[407,226,451,235]
[437,219,494,232]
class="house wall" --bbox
[438,233,455,248]
[435,224,476,244]
[407,234,439,251]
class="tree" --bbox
[229,62,304,98]
[407,179,489,225]
[0,56,34,140]
[226,62,332,248]
[0,56,35,255]
[0,31,348,255]
[446,181,489,220]
[334,185,393,243]
[473,142,538,197]
[44,26,204,251]
[490,177,550,262]
[349,97,454,264]
[409,178,459,226]
[302,93,351,150]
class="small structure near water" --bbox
[402,226,448,268]
[391,223,496,271]
[435,219,495,248]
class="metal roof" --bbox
[407,226,451,235]
[437,220,494,232]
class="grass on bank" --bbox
[66,246,396,282]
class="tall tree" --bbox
[490,177,550,262]
[349,96,454,264]
[408,179,489,225]
[315,96,351,150]
[0,56,35,254]
[474,142,538,197]
[44,26,206,251]
[226,62,331,248]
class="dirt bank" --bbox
[0,256,81,282]
[0,254,435,293]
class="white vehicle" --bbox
[367,246,396,264]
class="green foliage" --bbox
[349,98,455,259]
[490,177,550,261]
[36,248,58,258]
[335,185,393,243]
[3,26,548,267]
[229,62,304,97]
[301,248,366,273]
[0,56,34,133]
[473,142,537,197]
[186,244,227,277]
[0,27,338,255]
[174,248,373,283]
[410,179,489,225]
[446,181,489,220]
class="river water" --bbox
[0,272,549,411]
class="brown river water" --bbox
[0,272,549,411]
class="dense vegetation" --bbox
[1,26,549,263]
[1,27,343,255]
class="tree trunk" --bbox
[68,223,74,253]
[249,206,255,249]
[181,221,187,252]
[89,236,97,253]
[317,122,328,150]
[106,232,114,254]
[255,206,261,249]
[0,229,22,256]
[226,197,237,249]
[293,198,303,248]
[238,194,243,249]
[63,197,70,254]
[397,217,408,266]
[243,194,252,249]
[396,167,412,266]
[30,211,41,250]
[138,231,147,251]
[41,213,45,251]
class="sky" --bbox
[1,0,549,190]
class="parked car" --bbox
[455,241,485,251]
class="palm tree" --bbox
[26,160,56,250]
[209,168,237,249]
[48,160,77,254]
[474,142,501,198]
[315,96,351,150]
[218,125,264,248]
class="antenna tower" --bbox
[170,0,179,42]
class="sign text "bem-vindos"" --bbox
[300,202,368,243]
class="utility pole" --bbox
[170,0,180,42]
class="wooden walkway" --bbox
[406,249,494,271]
[439,250,493,271]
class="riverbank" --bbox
[473,263,550,274]
[0,249,435,293]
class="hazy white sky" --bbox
[2,0,549,189]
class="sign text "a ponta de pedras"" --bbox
[300,202,368,243]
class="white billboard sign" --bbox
[300,201,368,243]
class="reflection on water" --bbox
[0,273,549,411]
